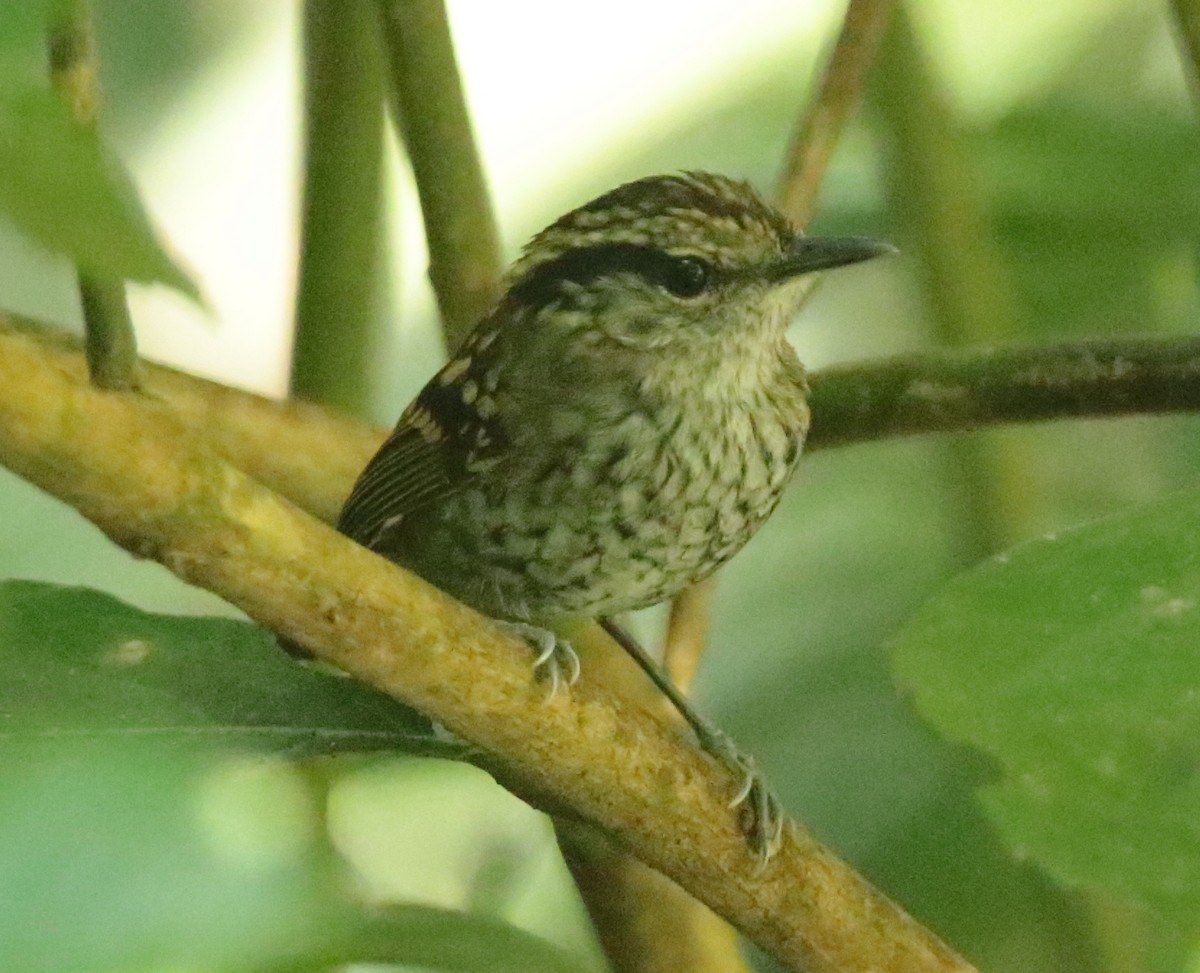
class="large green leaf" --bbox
[0,580,459,758]
[892,490,1200,947]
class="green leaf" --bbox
[0,86,201,300]
[892,491,1200,942]
[0,580,461,759]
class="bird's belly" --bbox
[439,410,803,620]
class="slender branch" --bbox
[47,0,140,391]
[0,322,971,973]
[289,0,387,416]
[373,0,502,350]
[1170,0,1200,98]
[804,338,1200,450]
[777,0,895,227]
[663,576,716,692]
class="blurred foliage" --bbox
[0,3,200,301]
[0,739,587,973]
[0,737,344,973]
[0,0,1197,972]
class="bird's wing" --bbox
[336,341,510,550]
[336,404,456,548]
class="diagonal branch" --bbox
[776,0,895,228]
[0,320,970,973]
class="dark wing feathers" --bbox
[336,329,509,551]
[336,406,456,548]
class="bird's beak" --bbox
[776,235,897,279]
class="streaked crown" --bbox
[507,172,793,286]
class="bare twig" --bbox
[47,0,140,391]
[373,0,502,350]
[777,0,895,227]
[0,320,972,973]
[290,0,388,416]
[804,338,1200,450]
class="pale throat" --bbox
[643,296,804,409]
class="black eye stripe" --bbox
[510,243,714,306]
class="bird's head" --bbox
[502,171,893,353]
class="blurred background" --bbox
[0,1,1197,971]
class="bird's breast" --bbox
[430,356,809,619]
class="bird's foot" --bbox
[696,725,787,867]
[497,621,581,699]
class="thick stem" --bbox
[663,576,716,692]
[374,0,502,351]
[47,0,140,391]
[556,818,747,973]
[289,0,388,417]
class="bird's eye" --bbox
[662,256,711,298]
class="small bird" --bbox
[338,171,892,860]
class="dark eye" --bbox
[662,256,711,298]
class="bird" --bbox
[337,171,893,860]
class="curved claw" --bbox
[700,727,787,866]
[733,772,786,867]
[497,621,580,699]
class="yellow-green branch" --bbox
[0,318,970,973]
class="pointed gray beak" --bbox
[776,235,897,279]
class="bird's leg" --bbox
[497,621,581,699]
[599,616,785,865]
